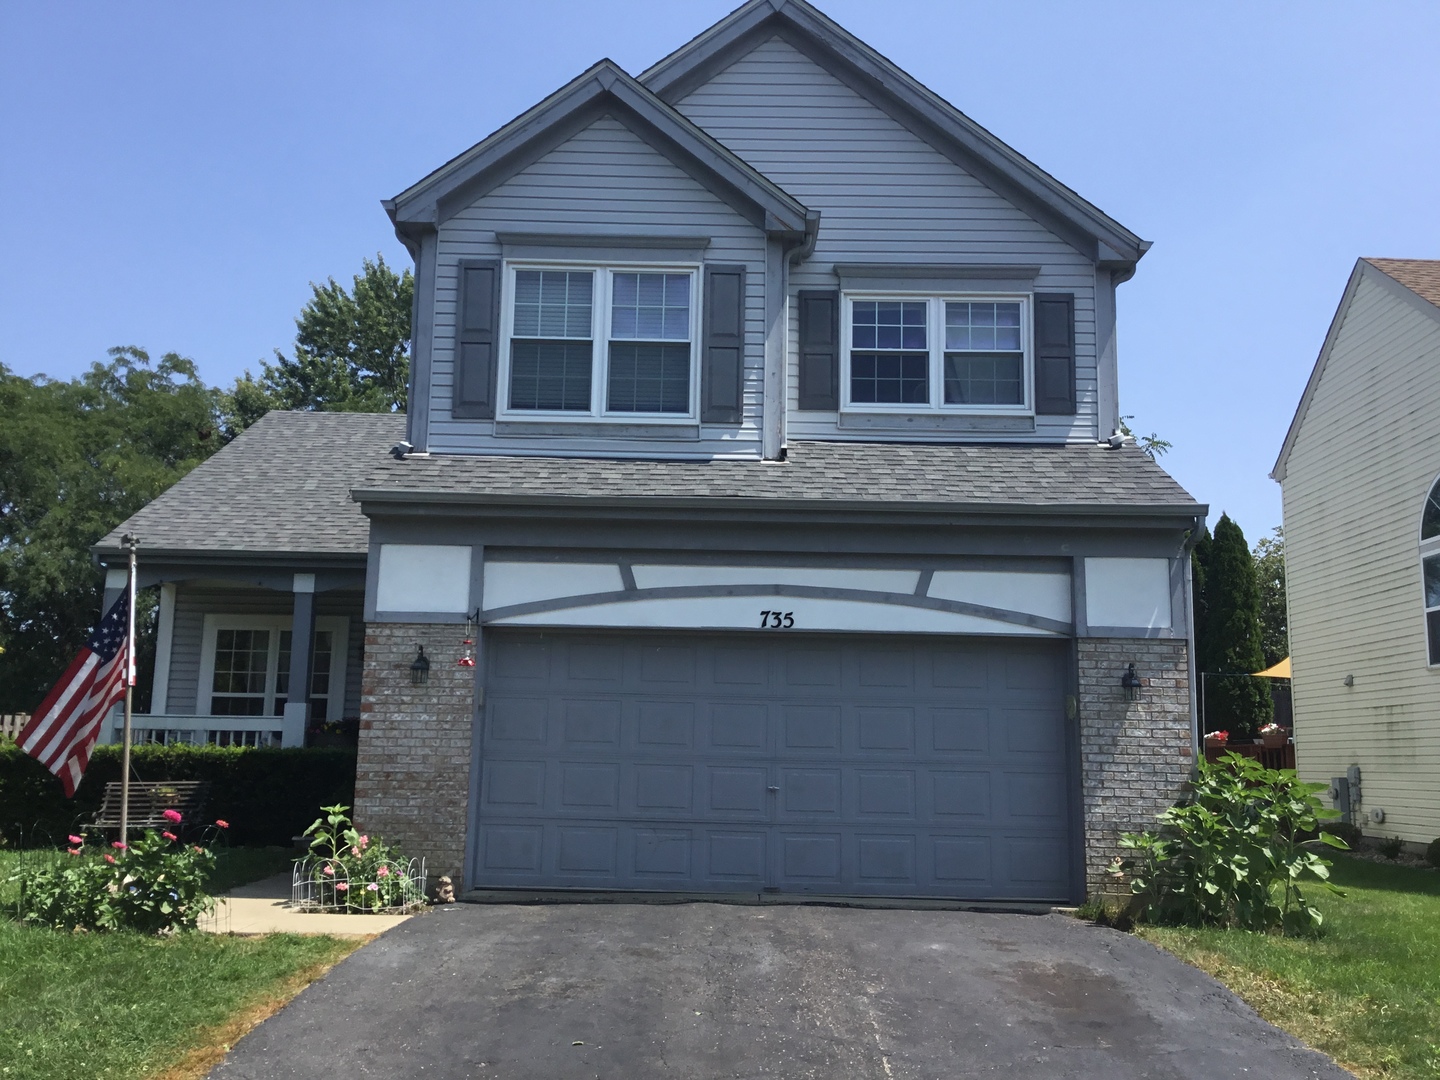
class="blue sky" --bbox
[3,1,1439,545]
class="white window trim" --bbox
[1420,474,1440,668]
[495,260,703,424]
[839,291,1034,416]
[197,615,349,717]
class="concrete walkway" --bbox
[200,873,416,936]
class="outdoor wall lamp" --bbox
[1121,663,1142,702]
[410,645,431,686]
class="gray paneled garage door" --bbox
[473,631,1075,901]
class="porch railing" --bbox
[103,711,291,748]
[0,714,28,740]
[1203,739,1296,771]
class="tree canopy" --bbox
[0,349,224,711]
[1253,528,1288,669]
[227,254,412,426]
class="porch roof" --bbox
[93,411,405,562]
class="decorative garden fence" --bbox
[0,715,28,740]
[292,854,427,914]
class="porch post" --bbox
[281,573,316,747]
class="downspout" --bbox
[1182,513,1205,770]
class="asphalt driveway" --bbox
[210,902,1352,1080]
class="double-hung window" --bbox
[502,264,698,419]
[843,295,1031,413]
[200,616,349,722]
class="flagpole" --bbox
[119,533,138,845]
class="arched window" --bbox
[1421,475,1440,664]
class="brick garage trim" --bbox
[355,623,473,888]
[1077,637,1193,894]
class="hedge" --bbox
[0,742,356,847]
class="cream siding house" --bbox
[1273,258,1440,848]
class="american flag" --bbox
[19,589,132,797]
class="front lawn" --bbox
[0,845,358,1079]
[1141,856,1440,1080]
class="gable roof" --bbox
[639,0,1148,270]
[93,411,406,562]
[1272,257,1440,481]
[355,441,1200,518]
[384,59,816,249]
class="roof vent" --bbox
[390,441,414,460]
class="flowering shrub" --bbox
[10,813,222,933]
[297,804,424,912]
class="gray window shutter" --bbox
[453,260,501,419]
[701,265,745,424]
[1033,292,1076,416]
[798,289,839,411]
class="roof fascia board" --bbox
[89,545,369,570]
[1272,259,1440,481]
[351,487,1204,523]
[641,0,1145,265]
[389,62,810,239]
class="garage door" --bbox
[473,631,1075,901]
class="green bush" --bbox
[1327,821,1364,850]
[0,743,355,847]
[11,822,219,933]
[1378,836,1404,860]
[1111,752,1348,936]
[1427,837,1440,869]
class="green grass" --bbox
[0,845,355,1079]
[1140,856,1440,1079]
[0,922,356,1079]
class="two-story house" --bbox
[95,0,1203,903]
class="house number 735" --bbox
[759,610,795,629]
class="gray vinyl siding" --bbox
[164,584,365,720]
[674,36,1102,445]
[426,114,769,458]
[1281,271,1440,844]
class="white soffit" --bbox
[928,570,1071,622]
[376,544,472,613]
[492,595,1060,636]
[483,561,627,611]
[630,565,921,593]
[1084,557,1172,629]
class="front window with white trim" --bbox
[501,264,699,420]
[201,616,348,721]
[843,295,1031,413]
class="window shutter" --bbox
[453,260,501,419]
[797,290,839,411]
[1033,292,1076,415]
[701,265,745,424]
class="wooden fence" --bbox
[0,714,28,740]
[1203,739,1295,771]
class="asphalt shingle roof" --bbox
[97,412,1200,561]
[357,440,1199,512]
[1365,258,1440,308]
[96,411,405,559]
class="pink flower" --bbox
[68,834,84,846]
[351,846,361,857]
[214,819,229,829]
[66,847,81,856]
[111,841,126,850]
[162,831,178,842]
[104,854,116,864]
[376,865,390,878]
[335,882,349,892]
[359,836,369,848]
[192,845,205,854]
[366,883,379,892]
[322,864,335,876]
[162,809,183,824]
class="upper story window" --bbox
[843,295,1031,414]
[1420,475,1440,665]
[501,264,698,421]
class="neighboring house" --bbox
[1273,257,1440,850]
[95,0,1203,903]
